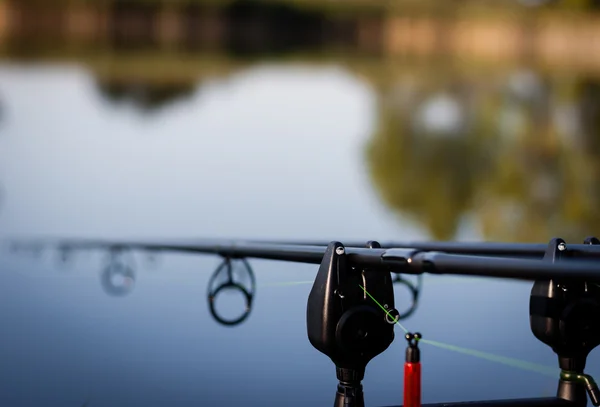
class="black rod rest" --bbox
[383,237,600,407]
[530,237,600,407]
[307,241,396,407]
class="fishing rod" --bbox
[6,241,423,326]
[6,236,600,407]
[15,236,600,260]
[9,237,600,281]
[256,237,600,260]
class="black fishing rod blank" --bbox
[9,238,600,282]
[256,238,600,259]
[12,236,600,260]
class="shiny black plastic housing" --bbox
[306,241,395,374]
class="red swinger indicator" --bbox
[404,332,422,407]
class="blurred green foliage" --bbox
[366,69,600,242]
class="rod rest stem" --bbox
[336,367,365,383]
[335,382,364,407]
[560,356,587,373]
[334,368,365,407]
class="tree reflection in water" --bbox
[96,80,197,113]
[367,69,600,242]
[367,73,494,240]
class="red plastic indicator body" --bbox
[403,361,421,407]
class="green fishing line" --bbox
[420,339,558,377]
[261,281,560,378]
[360,284,558,378]
[360,284,409,333]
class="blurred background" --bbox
[1,0,600,406]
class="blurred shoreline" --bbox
[1,1,600,74]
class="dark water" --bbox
[0,62,599,407]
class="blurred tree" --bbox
[366,76,495,240]
[366,71,600,242]
[556,0,600,9]
[108,0,160,50]
[475,77,600,242]
[223,0,325,56]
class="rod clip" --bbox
[405,332,421,363]
[561,371,600,406]
[530,237,600,406]
[404,332,422,407]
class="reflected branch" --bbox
[96,79,197,113]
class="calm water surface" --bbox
[0,63,597,406]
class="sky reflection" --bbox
[0,63,427,241]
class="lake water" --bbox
[0,60,599,407]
